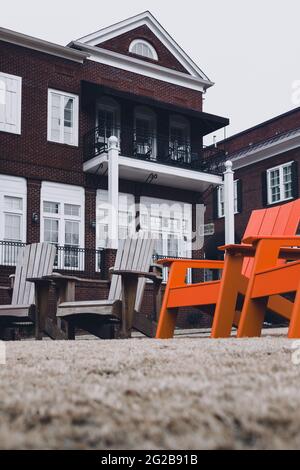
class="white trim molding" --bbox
[231,129,300,170]
[73,43,211,92]
[0,26,88,63]
[71,11,213,91]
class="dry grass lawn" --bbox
[0,328,299,450]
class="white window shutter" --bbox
[0,73,22,134]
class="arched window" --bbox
[96,96,120,151]
[134,106,157,160]
[129,39,158,61]
[169,115,191,163]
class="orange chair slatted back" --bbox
[241,199,300,278]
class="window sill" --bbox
[47,139,78,148]
[0,129,21,136]
[267,196,294,206]
[218,212,239,219]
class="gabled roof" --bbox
[72,11,212,88]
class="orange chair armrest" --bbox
[156,258,224,269]
[218,243,254,255]
[243,235,300,245]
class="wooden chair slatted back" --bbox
[11,243,56,306]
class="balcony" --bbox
[83,124,226,192]
[0,241,105,279]
[83,124,226,174]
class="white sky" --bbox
[1,0,299,142]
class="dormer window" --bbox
[129,39,158,61]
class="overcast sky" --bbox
[1,0,299,142]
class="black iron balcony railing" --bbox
[0,241,105,279]
[83,124,226,175]
[153,254,192,283]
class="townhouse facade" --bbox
[0,12,229,326]
[204,107,300,273]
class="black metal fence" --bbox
[153,254,192,283]
[0,241,105,279]
[83,123,226,175]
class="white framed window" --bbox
[96,96,121,148]
[129,39,158,61]
[0,72,22,135]
[140,196,192,282]
[41,182,84,270]
[47,89,79,146]
[0,175,27,265]
[134,106,157,160]
[217,180,239,218]
[267,162,293,205]
[96,191,135,249]
[169,115,191,163]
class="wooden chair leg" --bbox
[120,275,139,338]
[65,320,75,340]
[34,281,51,340]
[211,253,244,338]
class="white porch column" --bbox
[223,160,235,244]
[107,136,119,249]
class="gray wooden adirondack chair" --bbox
[56,233,162,339]
[0,242,64,340]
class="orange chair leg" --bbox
[288,280,300,338]
[155,306,178,339]
[237,295,267,337]
[211,253,244,338]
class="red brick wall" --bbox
[99,25,189,74]
[220,108,300,155]
[0,39,207,330]
[204,147,300,253]
[82,60,203,111]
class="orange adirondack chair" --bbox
[236,235,300,338]
[155,199,300,339]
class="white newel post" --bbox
[107,136,119,249]
[224,160,235,245]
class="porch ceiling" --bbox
[83,154,222,191]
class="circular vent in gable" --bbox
[129,39,158,61]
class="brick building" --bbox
[0,11,229,327]
[204,107,300,270]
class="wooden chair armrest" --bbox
[29,273,107,285]
[111,269,162,283]
[150,263,163,272]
